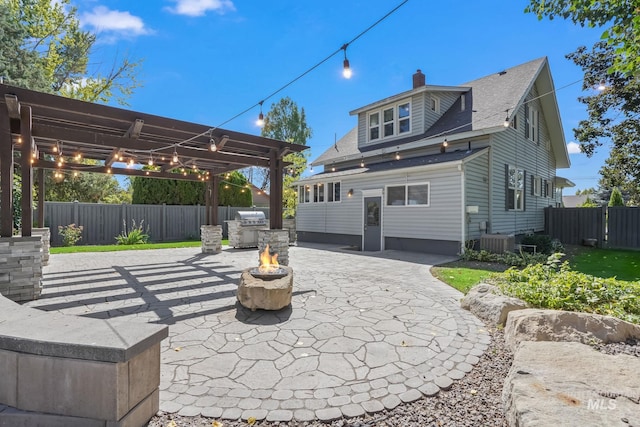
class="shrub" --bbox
[115,220,150,245]
[519,234,563,254]
[58,224,83,247]
[460,248,549,267]
[494,253,640,324]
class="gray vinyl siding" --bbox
[489,85,557,235]
[297,165,463,246]
[425,91,461,130]
[464,152,490,240]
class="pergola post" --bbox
[0,113,13,237]
[269,149,283,229]
[211,174,219,225]
[37,167,45,227]
[20,106,33,237]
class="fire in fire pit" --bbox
[250,244,288,280]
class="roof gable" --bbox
[311,57,569,168]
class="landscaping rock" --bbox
[504,308,640,351]
[503,341,640,427]
[460,283,527,326]
[237,266,293,311]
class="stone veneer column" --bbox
[200,225,223,254]
[258,229,290,266]
[282,218,296,244]
[31,227,50,266]
[0,236,43,302]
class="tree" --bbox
[608,186,625,207]
[526,0,640,76]
[566,42,640,205]
[250,97,311,218]
[1,0,141,104]
[575,188,596,196]
[131,171,252,206]
[578,196,599,208]
[44,170,131,203]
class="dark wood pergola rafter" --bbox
[0,84,308,237]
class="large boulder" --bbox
[503,341,640,427]
[460,283,527,326]
[504,308,640,351]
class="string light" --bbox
[73,171,78,177]
[172,149,179,164]
[503,109,510,127]
[148,154,154,166]
[597,80,606,91]
[360,157,364,168]
[210,137,217,152]
[342,44,352,79]
[75,152,82,161]
[395,151,400,161]
[442,138,448,147]
[256,101,265,127]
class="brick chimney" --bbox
[413,69,425,89]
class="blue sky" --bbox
[77,0,606,193]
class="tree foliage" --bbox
[1,0,142,104]
[567,42,640,205]
[131,171,252,206]
[526,0,640,76]
[44,170,130,203]
[250,97,311,217]
[608,186,625,206]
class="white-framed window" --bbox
[367,100,411,142]
[298,185,311,203]
[545,180,552,198]
[398,102,410,134]
[507,165,524,211]
[369,112,380,141]
[383,107,394,137]
[510,114,518,130]
[313,183,325,203]
[386,182,430,206]
[327,181,341,203]
[532,175,541,197]
[525,105,539,143]
[430,96,440,113]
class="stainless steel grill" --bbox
[227,211,269,248]
[235,211,267,226]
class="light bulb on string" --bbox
[360,158,365,168]
[597,80,607,91]
[210,137,217,152]
[256,101,265,127]
[342,44,352,79]
[148,153,154,166]
[172,149,179,164]
[503,110,510,128]
[395,152,400,161]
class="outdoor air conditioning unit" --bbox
[480,234,515,254]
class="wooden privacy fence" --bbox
[41,202,269,246]
[545,206,640,249]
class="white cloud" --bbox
[567,141,582,154]
[81,6,151,36]
[166,0,235,17]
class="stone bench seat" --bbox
[0,294,168,427]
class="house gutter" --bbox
[311,127,501,167]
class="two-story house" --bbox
[295,57,574,255]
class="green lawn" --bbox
[50,240,228,254]
[430,267,496,294]
[569,247,640,282]
[432,247,640,294]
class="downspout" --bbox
[460,163,466,254]
[488,146,493,234]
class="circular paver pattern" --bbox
[27,243,490,421]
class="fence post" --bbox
[162,203,166,242]
[73,200,79,225]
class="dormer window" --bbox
[369,112,380,141]
[460,94,466,111]
[430,96,440,113]
[367,100,411,142]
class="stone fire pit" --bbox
[237,266,293,311]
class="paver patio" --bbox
[26,243,490,422]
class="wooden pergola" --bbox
[0,84,308,237]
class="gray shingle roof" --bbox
[312,57,548,166]
[300,148,486,183]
